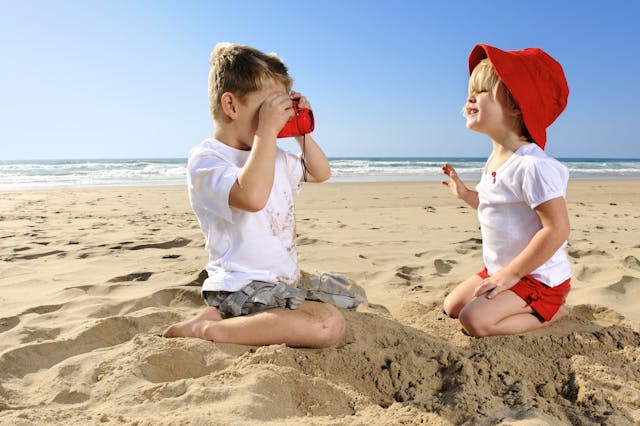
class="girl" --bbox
[442,44,572,336]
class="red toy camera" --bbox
[277,99,315,138]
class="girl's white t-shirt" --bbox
[475,143,572,287]
[187,138,303,292]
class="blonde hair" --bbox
[468,58,531,141]
[208,43,293,120]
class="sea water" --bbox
[1,157,639,190]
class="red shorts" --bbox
[477,268,571,322]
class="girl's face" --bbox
[463,87,511,136]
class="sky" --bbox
[1,0,639,160]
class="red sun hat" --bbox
[468,43,569,150]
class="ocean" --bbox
[1,157,640,190]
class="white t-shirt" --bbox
[187,138,304,292]
[475,143,572,287]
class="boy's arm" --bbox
[474,196,570,298]
[296,134,331,183]
[288,92,330,183]
[229,92,292,212]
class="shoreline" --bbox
[2,176,640,192]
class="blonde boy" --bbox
[163,43,365,347]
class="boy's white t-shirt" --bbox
[187,138,303,292]
[475,143,572,287]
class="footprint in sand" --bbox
[434,259,456,274]
[184,269,208,287]
[128,238,191,251]
[567,248,609,259]
[22,304,63,315]
[623,255,640,271]
[4,250,67,261]
[108,272,153,283]
[455,237,482,254]
[297,237,319,246]
[608,275,640,294]
[0,316,20,334]
[395,266,423,282]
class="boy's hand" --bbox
[256,92,295,138]
[474,268,520,299]
[290,91,310,109]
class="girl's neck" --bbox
[491,132,528,156]
[487,134,529,172]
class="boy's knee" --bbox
[315,306,346,347]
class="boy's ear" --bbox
[220,92,237,119]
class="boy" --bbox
[163,43,365,348]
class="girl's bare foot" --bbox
[540,305,570,330]
[163,307,223,339]
[550,304,569,322]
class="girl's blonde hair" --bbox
[208,43,294,120]
[468,58,531,141]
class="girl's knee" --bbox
[443,294,463,318]
[458,307,491,337]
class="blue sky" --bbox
[1,0,639,160]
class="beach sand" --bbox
[1,180,639,425]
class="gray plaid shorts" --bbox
[203,271,367,318]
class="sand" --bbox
[0,180,639,425]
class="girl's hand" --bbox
[474,268,520,299]
[442,163,469,199]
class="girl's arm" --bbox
[442,163,479,209]
[474,196,570,298]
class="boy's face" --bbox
[233,81,288,149]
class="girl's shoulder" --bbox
[516,143,567,173]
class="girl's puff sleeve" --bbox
[521,157,569,209]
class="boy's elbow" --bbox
[314,168,331,183]
[243,193,269,212]
[230,188,269,212]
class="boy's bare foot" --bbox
[163,307,223,339]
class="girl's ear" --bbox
[220,92,237,119]
[509,104,521,117]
